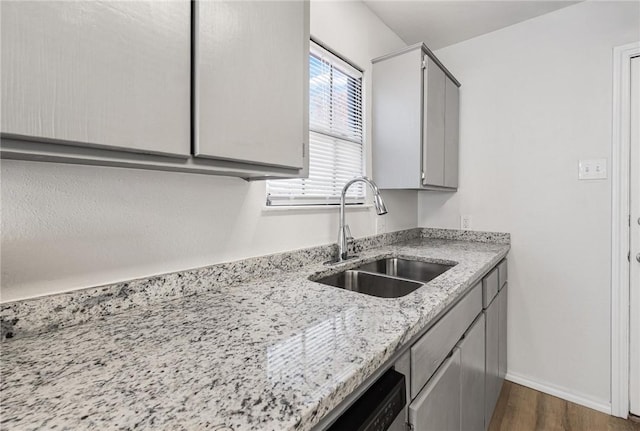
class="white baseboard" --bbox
[505,371,612,415]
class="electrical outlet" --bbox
[376,215,387,234]
[460,215,472,230]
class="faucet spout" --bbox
[337,177,388,262]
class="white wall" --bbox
[419,1,640,411]
[0,1,412,303]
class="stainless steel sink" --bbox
[314,270,424,299]
[355,258,454,283]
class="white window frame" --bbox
[266,40,365,206]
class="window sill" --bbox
[261,203,373,214]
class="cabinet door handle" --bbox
[636,253,640,263]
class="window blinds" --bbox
[267,41,364,206]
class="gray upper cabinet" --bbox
[1,0,309,179]
[423,56,446,187]
[444,78,460,188]
[372,43,460,190]
[1,1,191,157]
[371,48,423,189]
[194,0,309,171]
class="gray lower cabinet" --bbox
[409,349,461,431]
[498,259,508,382]
[407,282,482,431]
[410,260,507,431]
[482,268,499,308]
[484,295,501,428]
[457,314,486,431]
[372,43,460,190]
[498,284,508,381]
[410,282,482,399]
[317,259,508,431]
[484,260,508,429]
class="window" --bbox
[267,41,364,206]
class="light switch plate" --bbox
[578,159,607,180]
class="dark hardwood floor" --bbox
[488,381,640,431]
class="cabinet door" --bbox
[411,282,481,399]
[409,349,461,431]
[484,299,500,429]
[458,314,486,431]
[444,77,459,188]
[498,284,508,381]
[422,56,446,187]
[1,1,191,157]
[194,0,308,169]
[372,48,424,189]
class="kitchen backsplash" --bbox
[0,228,509,341]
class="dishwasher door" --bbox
[327,368,406,431]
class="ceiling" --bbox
[363,1,580,50]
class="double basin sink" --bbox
[314,258,455,299]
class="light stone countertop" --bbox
[0,233,509,430]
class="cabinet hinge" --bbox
[421,172,425,180]
[406,422,414,431]
[421,59,426,69]
[302,142,306,158]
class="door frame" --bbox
[611,41,640,419]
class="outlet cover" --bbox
[460,215,472,230]
[376,215,387,234]
[578,159,607,180]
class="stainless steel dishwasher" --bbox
[327,367,407,431]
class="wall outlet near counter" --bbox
[376,215,387,234]
[460,215,472,230]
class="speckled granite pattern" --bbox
[1,235,509,430]
[421,227,510,244]
[1,229,426,341]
